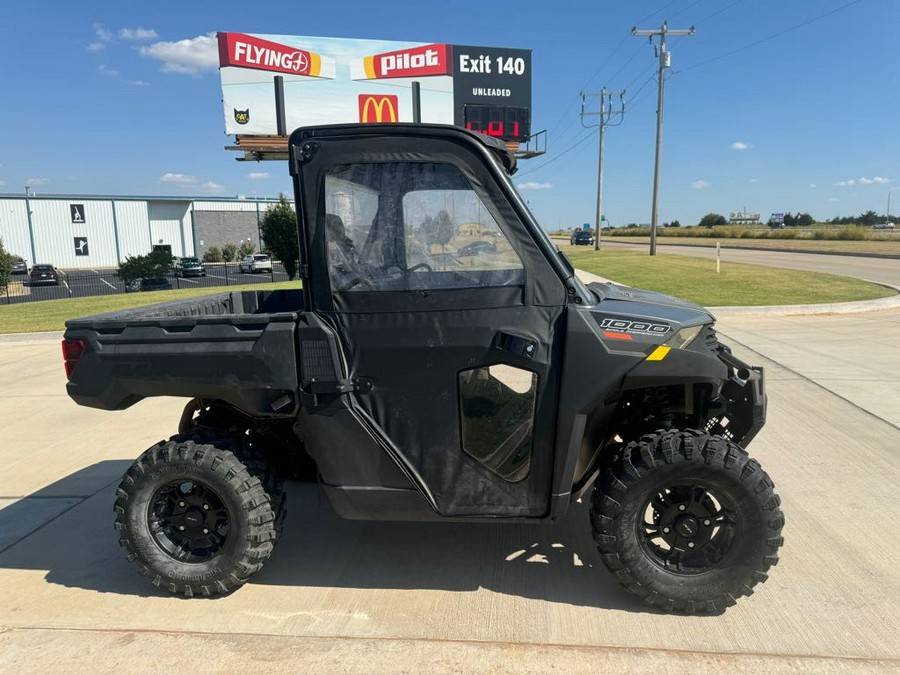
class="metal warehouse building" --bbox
[0,193,281,269]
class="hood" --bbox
[588,281,715,327]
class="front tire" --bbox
[114,434,283,597]
[591,429,784,613]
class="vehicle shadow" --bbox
[0,463,661,614]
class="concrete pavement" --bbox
[0,331,898,672]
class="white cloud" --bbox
[93,23,113,42]
[247,172,271,180]
[691,180,711,189]
[131,79,151,87]
[200,181,225,193]
[517,182,552,190]
[87,23,113,52]
[828,197,840,202]
[809,183,817,188]
[730,141,751,150]
[749,178,759,183]
[836,176,893,187]
[119,27,158,41]
[159,173,196,184]
[139,33,218,75]
[98,64,119,77]
[26,177,50,186]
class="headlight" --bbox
[665,325,703,350]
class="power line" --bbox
[515,131,595,178]
[681,0,861,73]
[694,0,743,25]
[668,0,705,21]
[636,0,684,25]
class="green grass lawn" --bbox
[565,249,895,306]
[591,236,900,256]
[0,282,299,334]
[0,253,894,335]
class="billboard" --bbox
[217,33,531,142]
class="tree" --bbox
[795,212,815,227]
[117,249,173,287]
[0,238,12,295]
[669,220,681,228]
[698,213,727,228]
[421,209,454,248]
[221,243,238,262]
[203,247,223,263]
[238,240,256,258]
[858,210,878,227]
[260,195,300,280]
[783,212,795,227]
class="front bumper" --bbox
[708,347,766,446]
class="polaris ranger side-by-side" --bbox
[63,125,783,612]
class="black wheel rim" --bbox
[148,479,230,563]
[637,482,738,575]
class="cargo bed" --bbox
[64,289,305,416]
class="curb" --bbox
[0,331,64,343]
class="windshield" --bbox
[181,257,199,264]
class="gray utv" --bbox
[63,124,783,612]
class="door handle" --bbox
[494,332,537,359]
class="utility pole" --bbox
[632,21,695,255]
[581,87,625,251]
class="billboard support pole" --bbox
[411,81,421,123]
[274,75,287,136]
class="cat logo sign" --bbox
[358,94,399,123]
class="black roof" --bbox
[288,123,517,175]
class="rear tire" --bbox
[590,429,784,613]
[114,433,284,597]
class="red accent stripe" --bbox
[603,331,633,341]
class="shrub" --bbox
[203,247,223,263]
[238,240,256,258]
[221,243,238,262]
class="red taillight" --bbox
[62,339,85,380]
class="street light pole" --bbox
[887,187,900,223]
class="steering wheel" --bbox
[338,276,377,292]
[406,262,433,273]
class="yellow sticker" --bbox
[646,346,671,361]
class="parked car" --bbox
[570,229,595,246]
[11,257,28,274]
[139,277,173,292]
[28,264,60,285]
[173,257,206,277]
[874,222,895,230]
[457,241,497,256]
[239,254,273,273]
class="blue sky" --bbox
[1,0,896,228]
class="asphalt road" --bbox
[598,240,900,288]
[0,325,897,672]
[3,264,292,305]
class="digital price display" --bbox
[464,105,531,142]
